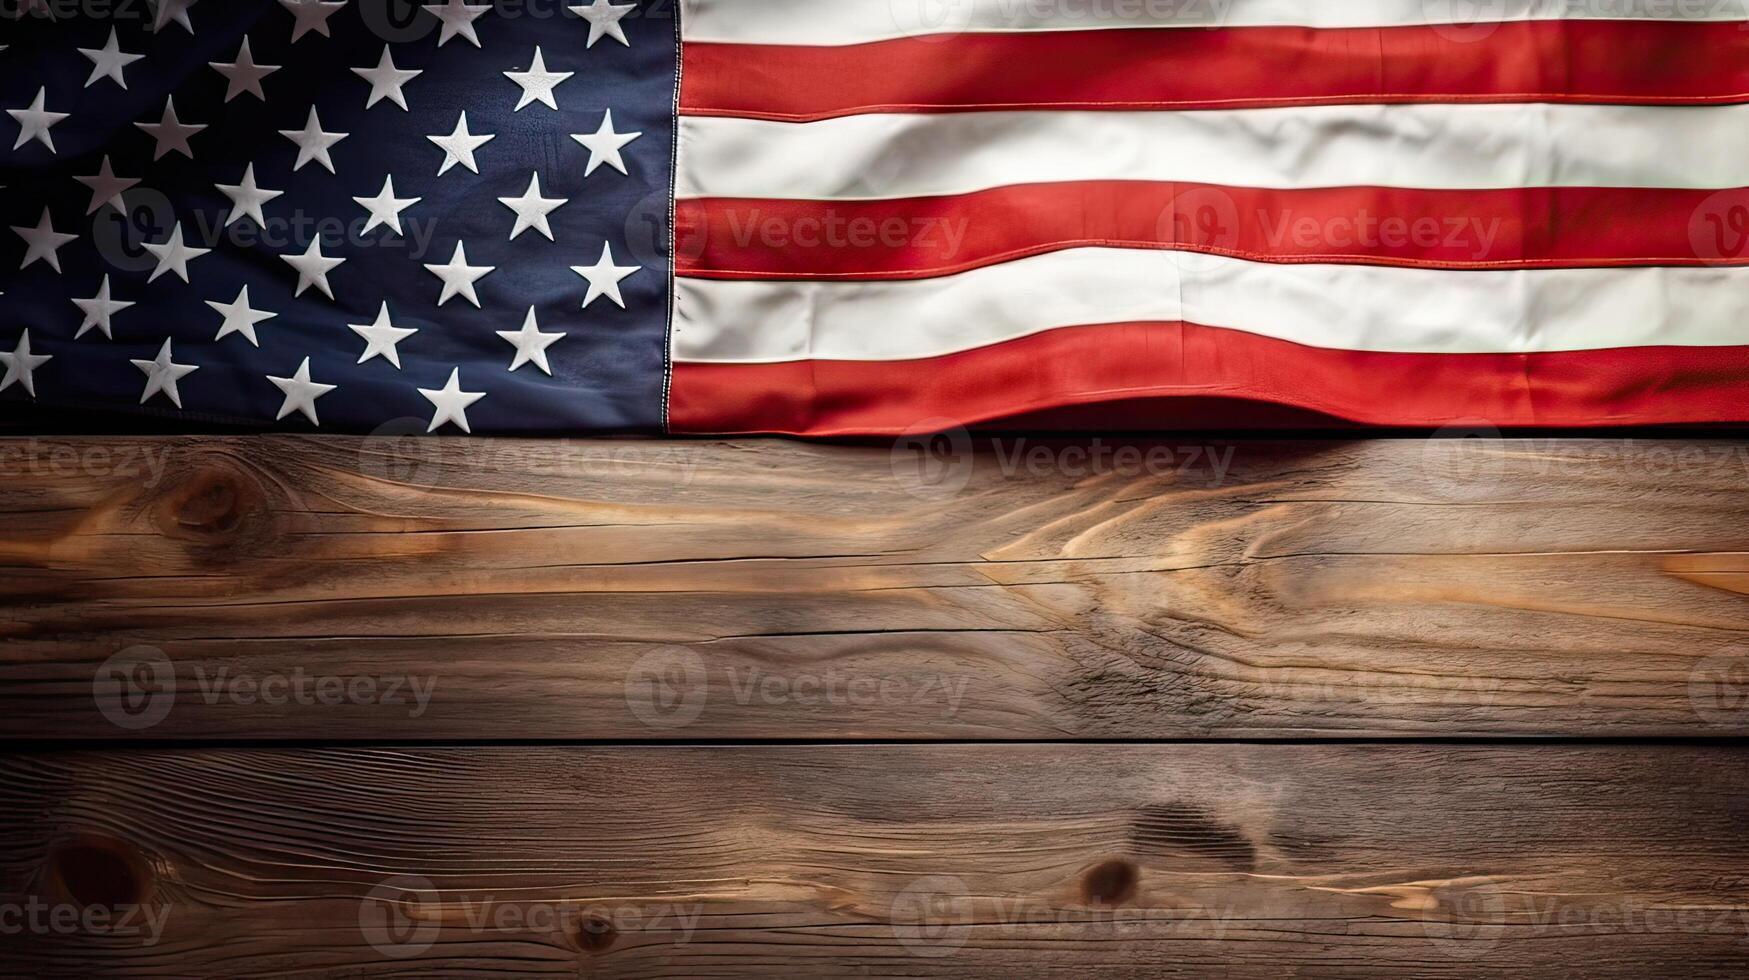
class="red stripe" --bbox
[678,184,1749,280]
[681,21,1749,122]
[669,323,1749,435]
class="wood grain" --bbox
[2,435,1748,739]
[3,744,1747,977]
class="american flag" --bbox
[5,1,1749,435]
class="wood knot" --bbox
[574,914,618,952]
[1080,859,1139,907]
[176,476,241,533]
[45,835,153,909]
[151,463,271,557]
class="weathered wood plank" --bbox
[2,435,1747,739]
[2,744,1746,977]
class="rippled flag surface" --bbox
[7,1,1749,434]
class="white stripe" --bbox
[678,105,1749,200]
[673,248,1749,362]
[681,0,1749,45]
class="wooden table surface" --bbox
[2,433,1747,976]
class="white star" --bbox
[149,0,197,33]
[570,0,634,47]
[427,111,493,175]
[498,172,567,241]
[505,46,572,111]
[132,339,199,407]
[79,28,145,89]
[349,302,417,368]
[281,0,346,41]
[206,285,276,346]
[135,96,205,160]
[74,155,140,215]
[72,275,134,339]
[422,0,490,47]
[8,87,68,152]
[281,238,344,299]
[418,367,485,433]
[496,307,564,375]
[143,222,212,283]
[571,242,640,309]
[423,241,493,307]
[0,330,51,399]
[210,36,280,101]
[215,163,284,228]
[571,109,641,177]
[280,107,347,173]
[353,175,420,235]
[268,357,336,425]
[351,46,420,110]
[11,208,78,273]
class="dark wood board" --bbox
[3,744,1748,977]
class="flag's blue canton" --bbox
[0,0,676,433]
